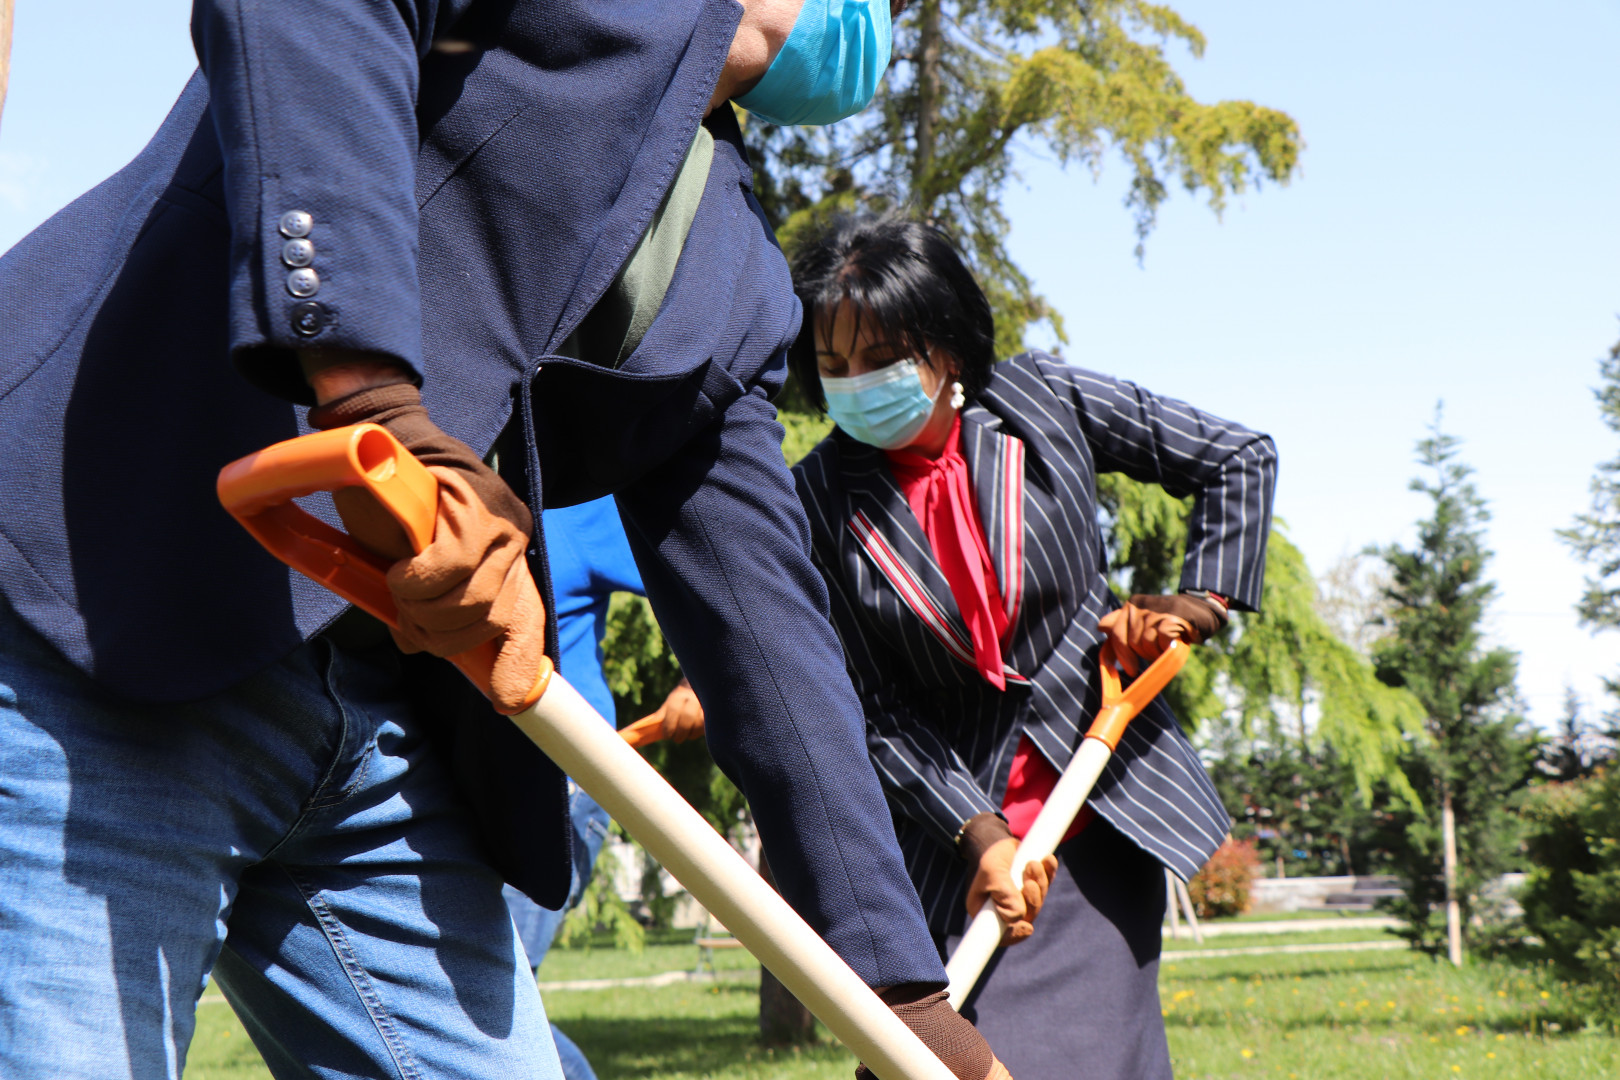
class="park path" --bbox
[194,925,1404,1004]
[1165,916,1398,938]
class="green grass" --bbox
[184,932,1617,1079]
[1162,926,1401,953]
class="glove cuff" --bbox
[956,811,1014,866]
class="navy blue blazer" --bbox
[794,354,1277,935]
[0,1,949,987]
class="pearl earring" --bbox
[950,381,966,410]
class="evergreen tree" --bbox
[749,0,1303,353]
[1559,335,1620,710]
[1371,411,1532,965]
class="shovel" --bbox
[217,423,956,1080]
[943,639,1186,1009]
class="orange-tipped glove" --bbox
[1096,593,1225,676]
[854,985,1013,1080]
[309,385,546,714]
[958,812,1058,946]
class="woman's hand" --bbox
[647,679,706,744]
[1097,593,1225,676]
[965,838,1058,946]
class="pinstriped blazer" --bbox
[792,352,1277,935]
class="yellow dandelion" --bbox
[1451,1067,1461,1074]
[1456,1026,1471,1036]
[1539,991,1550,1000]
[1494,1034,1506,1042]
[1486,1052,1496,1060]
[1385,1001,1396,1009]
[1240,1049,1254,1060]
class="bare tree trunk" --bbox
[757,857,816,1045]
[912,0,942,207]
[1441,787,1463,967]
[0,0,15,129]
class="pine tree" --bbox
[1559,335,1620,707]
[1371,410,1531,965]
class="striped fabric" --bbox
[792,353,1278,935]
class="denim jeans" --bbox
[0,599,563,1080]
[505,781,613,1080]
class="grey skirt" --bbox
[945,819,1173,1080]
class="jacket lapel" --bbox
[837,429,1029,686]
[959,407,1027,630]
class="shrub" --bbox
[1188,837,1261,919]
[1519,767,1620,1024]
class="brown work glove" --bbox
[1096,593,1225,676]
[308,383,532,560]
[648,678,705,744]
[958,813,1057,947]
[854,986,1012,1080]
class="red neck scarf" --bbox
[885,414,1010,689]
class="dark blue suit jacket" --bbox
[794,354,1277,935]
[0,1,947,986]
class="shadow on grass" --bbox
[550,983,853,1080]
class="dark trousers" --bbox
[950,820,1172,1080]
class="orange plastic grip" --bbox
[1085,639,1188,751]
[217,424,551,713]
[619,714,666,749]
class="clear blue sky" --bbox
[3,0,1616,729]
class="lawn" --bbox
[182,928,1617,1079]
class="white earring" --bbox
[950,381,966,410]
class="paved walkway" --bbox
[196,924,1406,1005]
[1165,916,1398,938]
[1162,939,1406,960]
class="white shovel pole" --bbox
[512,675,955,1080]
[215,426,955,1080]
[943,641,1187,1010]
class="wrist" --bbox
[956,811,1014,866]
[300,348,414,406]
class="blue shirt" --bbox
[543,497,644,725]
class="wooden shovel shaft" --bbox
[514,674,956,1080]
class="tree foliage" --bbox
[1098,473,1425,804]
[748,0,1303,353]
[1370,413,1535,958]
[1560,336,1620,634]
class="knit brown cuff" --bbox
[854,987,995,1080]
[957,811,1014,866]
[308,384,533,537]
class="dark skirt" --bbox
[945,819,1172,1080]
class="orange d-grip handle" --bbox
[620,714,666,749]
[216,424,552,713]
[1086,639,1187,751]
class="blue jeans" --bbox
[0,601,563,1080]
[505,782,612,1080]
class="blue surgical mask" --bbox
[735,0,892,127]
[822,360,940,449]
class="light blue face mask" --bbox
[821,360,940,449]
[735,0,893,127]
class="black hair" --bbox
[787,214,997,412]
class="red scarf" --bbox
[886,414,1010,690]
[886,416,1090,843]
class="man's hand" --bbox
[646,679,705,744]
[965,838,1058,947]
[300,350,545,712]
[1096,593,1225,676]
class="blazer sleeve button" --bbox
[290,301,330,337]
[277,210,314,238]
[286,268,321,297]
[282,238,316,267]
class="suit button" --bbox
[286,268,321,297]
[290,300,329,337]
[278,210,314,238]
[281,238,315,268]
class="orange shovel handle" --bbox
[1086,639,1188,751]
[619,714,666,749]
[217,424,551,713]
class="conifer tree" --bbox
[1372,412,1531,965]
